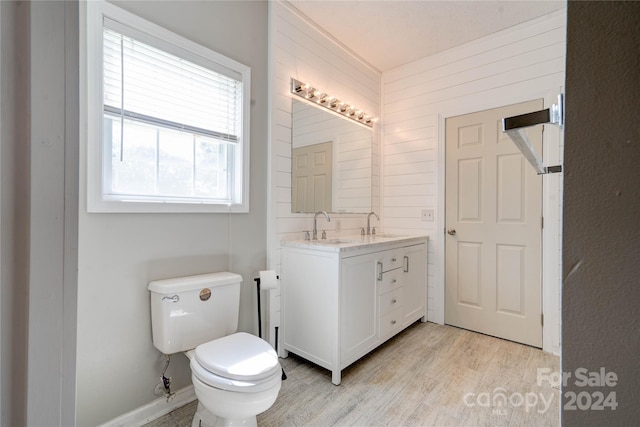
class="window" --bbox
[85,1,250,212]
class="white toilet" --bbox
[148,272,281,427]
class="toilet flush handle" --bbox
[162,295,179,303]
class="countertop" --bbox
[281,233,428,253]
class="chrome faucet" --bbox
[313,211,331,240]
[366,212,379,235]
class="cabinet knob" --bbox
[392,279,397,284]
[391,299,397,304]
[391,320,397,325]
[391,257,397,262]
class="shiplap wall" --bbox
[382,9,566,354]
[267,1,381,347]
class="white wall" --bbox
[267,1,382,347]
[381,9,566,353]
[76,1,269,425]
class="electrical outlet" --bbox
[421,209,434,222]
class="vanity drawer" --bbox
[379,288,403,317]
[377,268,403,294]
[379,307,403,338]
[378,250,404,273]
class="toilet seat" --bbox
[191,332,281,393]
[191,358,281,392]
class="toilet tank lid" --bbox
[148,272,242,294]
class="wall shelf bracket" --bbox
[502,94,564,175]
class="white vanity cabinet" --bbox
[281,236,428,385]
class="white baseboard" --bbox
[99,385,197,427]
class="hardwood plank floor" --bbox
[144,322,560,427]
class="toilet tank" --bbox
[148,272,242,354]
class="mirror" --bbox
[291,99,373,213]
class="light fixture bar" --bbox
[290,78,376,128]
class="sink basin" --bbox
[372,233,403,238]
[317,239,358,245]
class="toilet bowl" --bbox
[148,272,282,427]
[187,332,281,426]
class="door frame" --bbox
[434,89,563,355]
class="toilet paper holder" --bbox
[253,272,288,381]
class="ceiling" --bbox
[286,0,566,72]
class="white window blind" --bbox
[102,26,243,143]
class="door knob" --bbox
[447,229,456,236]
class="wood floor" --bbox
[144,322,560,427]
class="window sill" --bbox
[87,197,249,214]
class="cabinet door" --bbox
[341,252,379,365]
[403,244,428,326]
[282,249,339,369]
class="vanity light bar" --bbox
[290,78,377,128]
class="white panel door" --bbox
[292,141,332,212]
[445,100,543,347]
